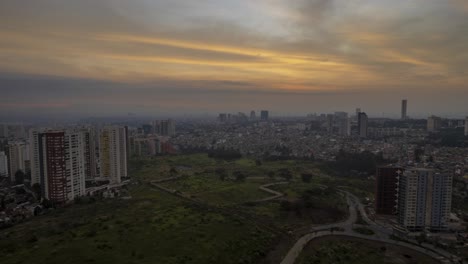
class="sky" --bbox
[0,0,468,119]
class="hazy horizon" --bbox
[1,0,468,119]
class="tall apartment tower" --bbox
[82,128,99,180]
[260,110,269,121]
[37,131,87,203]
[99,126,128,184]
[375,167,403,215]
[427,116,442,132]
[465,117,468,136]
[0,124,7,138]
[7,142,28,182]
[30,128,43,185]
[250,111,256,120]
[155,119,176,136]
[401,100,407,120]
[357,112,368,138]
[0,151,8,178]
[334,112,350,136]
[167,119,175,136]
[398,168,452,231]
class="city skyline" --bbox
[1,0,468,118]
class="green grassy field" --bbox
[0,154,376,264]
[0,183,276,264]
[243,182,348,230]
[150,154,348,229]
[296,236,440,264]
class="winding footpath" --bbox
[255,182,289,202]
[150,175,463,263]
[280,189,464,264]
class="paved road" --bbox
[280,190,463,264]
[308,193,356,232]
[280,231,450,264]
[343,190,462,263]
[150,176,463,264]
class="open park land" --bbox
[0,154,441,264]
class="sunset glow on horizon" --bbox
[1,0,467,117]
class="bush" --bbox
[27,235,38,243]
[301,173,313,183]
[353,227,374,235]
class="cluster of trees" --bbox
[277,168,292,181]
[330,150,384,175]
[207,148,242,160]
[215,168,246,182]
[280,187,338,215]
[428,128,467,147]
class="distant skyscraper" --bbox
[334,112,350,136]
[7,142,28,182]
[260,110,269,121]
[355,108,361,116]
[401,99,407,120]
[427,115,442,132]
[326,114,334,133]
[0,124,7,138]
[0,151,8,178]
[398,168,452,231]
[153,119,175,136]
[465,117,468,136]
[218,113,227,122]
[375,167,402,215]
[99,126,128,184]
[358,112,368,138]
[250,110,256,120]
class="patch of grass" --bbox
[0,183,276,264]
[244,184,348,230]
[296,236,440,264]
[353,227,375,236]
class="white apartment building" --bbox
[398,168,452,231]
[99,126,128,184]
[64,131,87,200]
[8,141,29,182]
[427,116,442,132]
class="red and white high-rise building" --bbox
[35,130,87,203]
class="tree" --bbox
[41,199,54,209]
[234,171,246,182]
[14,170,25,185]
[1,195,5,210]
[428,155,434,163]
[416,233,427,245]
[255,159,262,166]
[32,183,42,200]
[301,173,313,183]
[24,169,32,183]
[278,168,292,181]
[267,171,275,179]
[215,168,227,181]
[169,167,178,177]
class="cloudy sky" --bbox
[1,0,467,119]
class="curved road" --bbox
[150,176,463,263]
[280,190,463,264]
